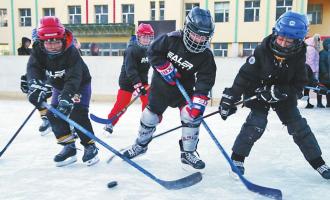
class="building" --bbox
[0,0,329,56]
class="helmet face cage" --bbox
[183,25,212,53]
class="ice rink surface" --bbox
[0,99,330,200]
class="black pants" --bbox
[232,105,322,162]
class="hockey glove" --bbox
[155,61,181,86]
[133,82,147,95]
[27,79,48,109]
[20,74,28,94]
[219,88,239,120]
[316,83,328,95]
[186,95,209,119]
[255,85,288,103]
[57,97,74,117]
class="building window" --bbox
[307,4,322,25]
[215,2,229,23]
[68,6,81,24]
[242,42,258,56]
[244,0,260,22]
[43,8,55,16]
[150,1,156,20]
[95,5,108,24]
[213,43,228,57]
[80,42,127,56]
[0,9,8,27]
[276,0,292,20]
[122,4,134,24]
[185,3,200,17]
[159,1,165,20]
[19,8,31,26]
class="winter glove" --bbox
[27,79,48,109]
[186,95,209,119]
[155,61,181,86]
[20,75,28,94]
[315,83,328,95]
[219,88,239,120]
[255,85,288,103]
[133,82,147,95]
[57,97,74,117]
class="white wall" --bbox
[0,56,245,104]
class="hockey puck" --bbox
[107,181,118,188]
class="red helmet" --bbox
[137,23,154,37]
[37,16,65,41]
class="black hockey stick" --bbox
[90,86,150,125]
[0,108,37,158]
[176,80,282,200]
[43,102,202,190]
[106,96,257,163]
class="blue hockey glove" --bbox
[133,82,147,95]
[27,79,48,109]
[255,85,288,103]
[186,95,209,119]
[20,74,28,94]
[57,95,74,116]
[219,88,239,120]
[155,61,181,86]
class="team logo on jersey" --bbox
[248,56,256,64]
[141,57,149,64]
[167,51,193,70]
[46,69,65,79]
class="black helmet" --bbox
[183,7,215,53]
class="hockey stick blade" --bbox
[90,113,112,124]
[43,102,202,190]
[176,80,282,200]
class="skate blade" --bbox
[40,127,52,136]
[181,163,205,173]
[55,156,77,167]
[84,156,100,166]
[229,170,240,181]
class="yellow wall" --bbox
[308,0,330,37]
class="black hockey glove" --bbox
[133,82,147,95]
[27,79,48,109]
[219,88,239,120]
[57,96,74,117]
[20,74,28,94]
[255,85,288,103]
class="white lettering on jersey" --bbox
[141,57,149,64]
[167,51,193,70]
[46,69,65,79]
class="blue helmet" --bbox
[271,11,309,57]
[183,7,215,53]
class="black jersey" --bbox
[26,30,92,99]
[119,43,150,91]
[231,35,308,108]
[148,31,216,96]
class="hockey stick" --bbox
[90,86,150,125]
[0,108,37,158]
[106,96,257,164]
[304,86,330,94]
[176,80,282,200]
[42,102,202,190]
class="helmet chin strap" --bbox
[274,54,286,63]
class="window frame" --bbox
[43,8,55,16]
[19,8,32,27]
[95,5,108,24]
[122,4,134,24]
[0,9,8,27]
[244,0,260,22]
[214,2,230,23]
[68,5,82,24]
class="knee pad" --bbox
[137,108,161,145]
[180,105,200,127]
[287,118,311,137]
[242,111,268,143]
